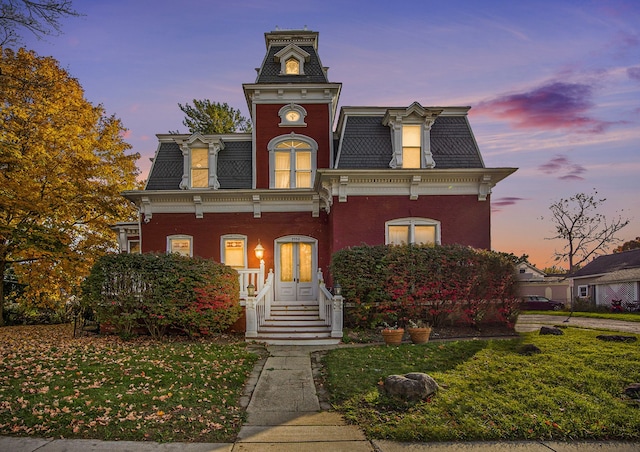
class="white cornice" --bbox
[316,168,517,202]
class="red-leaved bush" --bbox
[330,244,519,330]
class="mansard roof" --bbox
[335,107,485,169]
[255,29,328,84]
[145,135,252,191]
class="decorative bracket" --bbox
[253,194,261,218]
[478,174,492,201]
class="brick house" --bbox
[117,29,517,343]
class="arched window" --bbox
[167,234,193,256]
[220,234,247,268]
[267,135,318,189]
[385,218,441,245]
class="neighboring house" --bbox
[516,262,571,306]
[118,29,517,343]
[571,249,640,310]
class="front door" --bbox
[275,236,317,301]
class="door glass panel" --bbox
[388,225,409,245]
[414,225,435,244]
[299,242,312,282]
[280,243,293,282]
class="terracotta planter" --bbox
[381,328,404,345]
[408,327,432,344]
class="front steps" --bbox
[249,300,340,345]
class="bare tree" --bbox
[0,0,80,48]
[544,190,629,273]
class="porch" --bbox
[237,264,343,345]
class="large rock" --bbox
[540,326,564,335]
[383,372,438,401]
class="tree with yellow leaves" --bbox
[0,48,140,324]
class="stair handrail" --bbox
[317,269,344,339]
[245,269,273,338]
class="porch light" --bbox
[334,282,342,296]
[254,240,265,261]
[247,283,255,297]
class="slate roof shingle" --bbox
[257,45,328,84]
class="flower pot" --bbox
[408,327,431,344]
[381,328,404,345]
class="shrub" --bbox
[81,253,240,338]
[331,244,519,329]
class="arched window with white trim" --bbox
[385,218,441,245]
[267,134,318,189]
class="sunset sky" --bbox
[20,0,640,270]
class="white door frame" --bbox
[274,235,318,302]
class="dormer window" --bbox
[274,44,310,76]
[383,102,441,169]
[178,133,224,190]
[285,58,300,75]
[402,125,421,169]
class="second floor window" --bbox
[190,148,209,188]
[402,125,421,168]
[269,136,317,189]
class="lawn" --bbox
[322,328,640,442]
[523,310,640,323]
[0,324,259,442]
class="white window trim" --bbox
[278,103,308,127]
[220,234,248,268]
[177,134,224,190]
[382,103,439,169]
[274,44,310,75]
[578,285,589,298]
[167,234,193,257]
[385,217,441,245]
[267,133,318,189]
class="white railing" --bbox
[318,269,344,339]
[237,261,265,300]
[245,269,274,338]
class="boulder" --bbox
[518,344,542,355]
[539,326,564,335]
[383,372,438,401]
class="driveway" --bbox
[516,314,640,334]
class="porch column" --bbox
[331,295,343,338]
[245,296,258,338]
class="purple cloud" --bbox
[628,67,640,82]
[475,81,611,133]
[492,197,526,207]
[538,154,586,181]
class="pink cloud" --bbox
[474,81,612,133]
[538,154,586,181]
[491,197,526,213]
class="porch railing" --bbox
[245,269,274,338]
[318,269,344,339]
[237,261,265,300]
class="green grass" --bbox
[522,310,640,322]
[0,324,259,442]
[323,329,640,442]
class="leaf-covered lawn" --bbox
[0,324,258,442]
[323,328,640,442]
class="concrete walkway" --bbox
[2,317,639,451]
[515,313,640,334]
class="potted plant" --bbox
[407,319,431,344]
[381,322,404,345]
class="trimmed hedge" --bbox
[81,253,241,339]
[330,244,519,329]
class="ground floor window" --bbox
[577,285,588,298]
[167,235,192,256]
[128,240,140,254]
[221,235,247,268]
[385,218,441,245]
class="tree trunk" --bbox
[0,258,6,326]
